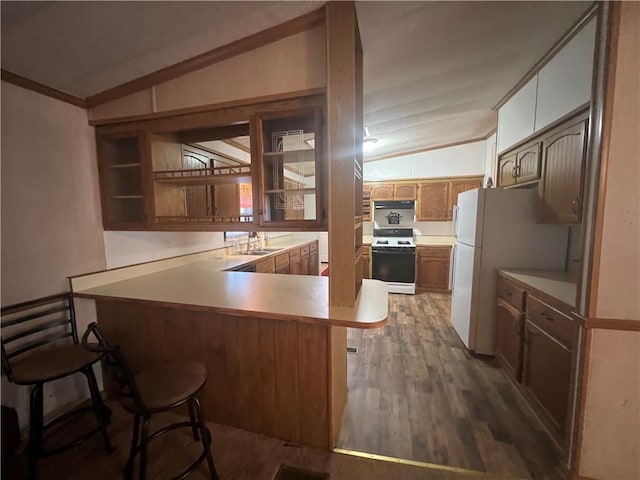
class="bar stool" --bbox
[0,293,113,480]
[82,322,219,480]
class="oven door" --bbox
[371,248,416,284]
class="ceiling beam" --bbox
[1,69,86,108]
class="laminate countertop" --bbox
[362,235,454,246]
[74,239,388,330]
[499,269,578,308]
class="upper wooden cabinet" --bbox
[368,182,417,201]
[96,131,150,230]
[416,178,480,221]
[370,183,394,200]
[253,106,324,229]
[394,183,417,200]
[417,182,449,221]
[497,142,541,188]
[538,118,587,224]
[95,96,327,231]
[449,179,482,219]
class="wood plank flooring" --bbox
[4,402,484,480]
[337,292,564,480]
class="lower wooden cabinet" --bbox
[275,252,290,274]
[416,246,451,291]
[362,247,370,279]
[255,257,275,273]
[495,273,579,448]
[495,298,524,381]
[309,242,318,276]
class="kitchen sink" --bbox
[241,248,284,256]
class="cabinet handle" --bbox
[571,199,580,215]
[539,312,555,322]
[511,166,518,179]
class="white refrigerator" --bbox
[450,188,569,355]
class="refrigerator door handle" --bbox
[452,205,459,239]
[449,244,456,291]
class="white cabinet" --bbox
[535,19,596,131]
[497,77,538,153]
[497,18,595,154]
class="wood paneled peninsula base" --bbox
[74,267,388,451]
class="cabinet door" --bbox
[523,321,572,436]
[497,151,517,187]
[214,184,240,218]
[97,132,149,229]
[495,299,524,381]
[417,182,449,221]
[300,254,310,276]
[539,120,587,223]
[289,248,302,275]
[362,185,372,221]
[362,251,371,279]
[416,247,450,291]
[515,143,541,184]
[449,179,482,220]
[254,107,323,228]
[255,258,275,274]
[394,183,417,200]
[371,184,394,200]
[309,250,318,276]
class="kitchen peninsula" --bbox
[71,238,388,450]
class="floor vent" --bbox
[346,347,358,354]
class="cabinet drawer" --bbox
[300,245,310,256]
[289,247,301,259]
[497,277,525,311]
[527,295,575,347]
[275,252,289,269]
[417,246,450,258]
[309,242,317,252]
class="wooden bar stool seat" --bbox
[121,361,206,414]
[1,293,114,480]
[82,323,219,480]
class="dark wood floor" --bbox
[4,402,482,480]
[338,292,564,480]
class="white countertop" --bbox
[74,238,388,329]
[499,269,578,307]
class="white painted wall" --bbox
[1,82,106,428]
[484,132,497,185]
[363,140,486,181]
[103,231,226,269]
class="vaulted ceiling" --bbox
[1,1,591,160]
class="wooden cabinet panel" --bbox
[497,276,525,311]
[275,252,290,274]
[255,258,275,274]
[309,245,318,276]
[362,187,372,221]
[495,299,524,381]
[497,151,517,187]
[449,179,482,219]
[394,183,417,200]
[371,183,394,200]
[539,119,587,224]
[527,295,575,348]
[523,321,572,436]
[362,249,370,279]
[416,246,451,291]
[214,184,240,218]
[417,182,449,221]
[515,143,541,184]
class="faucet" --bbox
[246,231,258,253]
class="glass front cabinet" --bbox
[252,106,324,229]
[95,102,326,231]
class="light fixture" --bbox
[363,127,378,154]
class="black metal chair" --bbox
[0,293,113,479]
[82,322,219,480]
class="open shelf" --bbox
[109,163,141,169]
[153,165,251,186]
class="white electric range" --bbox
[371,228,416,294]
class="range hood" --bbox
[374,200,415,210]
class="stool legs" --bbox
[187,399,200,441]
[125,414,141,480]
[28,384,44,480]
[192,397,219,480]
[82,366,114,454]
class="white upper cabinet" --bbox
[497,77,538,154]
[497,18,596,154]
[535,19,596,131]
